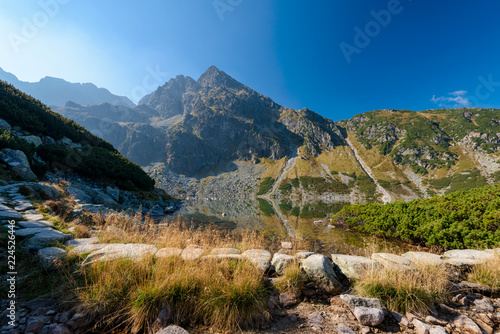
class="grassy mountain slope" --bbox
[0,81,155,190]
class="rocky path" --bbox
[345,138,393,204]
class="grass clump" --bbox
[467,255,500,290]
[256,177,275,195]
[275,262,307,296]
[76,255,269,332]
[354,264,450,314]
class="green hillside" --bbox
[332,183,500,249]
[0,81,155,191]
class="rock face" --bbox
[0,149,37,181]
[301,254,343,294]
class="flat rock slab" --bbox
[156,247,183,258]
[23,213,45,221]
[0,204,12,210]
[0,210,22,219]
[65,237,100,247]
[443,249,494,266]
[24,229,72,250]
[16,227,53,237]
[242,249,272,270]
[201,254,242,260]
[210,247,241,255]
[453,315,482,334]
[340,294,384,312]
[69,244,108,255]
[85,243,157,263]
[38,247,67,269]
[371,253,413,269]
[331,254,381,280]
[402,251,444,266]
[18,220,54,228]
[14,202,34,211]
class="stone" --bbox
[25,316,50,333]
[38,247,67,269]
[21,135,43,147]
[94,192,120,209]
[69,244,107,255]
[443,249,494,266]
[295,251,314,259]
[14,202,33,211]
[156,247,183,258]
[66,187,93,203]
[353,307,384,326]
[429,327,448,334]
[0,118,11,130]
[371,253,413,269]
[271,253,295,274]
[425,316,447,326]
[105,186,120,202]
[66,313,90,330]
[16,227,52,237]
[156,324,190,334]
[308,311,323,329]
[210,247,241,255]
[59,311,73,324]
[302,254,343,294]
[0,149,37,181]
[39,323,72,334]
[438,303,457,314]
[65,237,100,247]
[279,292,300,308]
[331,254,382,280]
[475,319,494,334]
[152,305,172,333]
[0,210,22,219]
[413,319,431,334]
[281,241,293,249]
[337,324,356,334]
[453,315,482,334]
[31,183,60,200]
[25,299,58,310]
[24,229,72,250]
[84,244,157,263]
[391,311,413,328]
[474,297,495,312]
[242,249,272,270]
[181,245,204,260]
[201,254,242,260]
[340,295,383,312]
[18,220,53,228]
[23,213,45,221]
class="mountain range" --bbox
[0,68,135,108]
[8,66,500,203]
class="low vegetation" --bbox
[333,184,500,249]
[467,255,500,290]
[256,177,275,195]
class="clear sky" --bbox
[1,0,500,121]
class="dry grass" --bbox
[467,255,500,290]
[354,263,450,314]
[76,254,269,333]
[275,261,307,296]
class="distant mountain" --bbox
[0,68,135,108]
[51,66,500,202]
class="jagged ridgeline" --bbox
[0,81,155,190]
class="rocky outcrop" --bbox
[0,149,37,181]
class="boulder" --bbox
[242,249,272,270]
[279,292,300,308]
[453,315,482,334]
[210,247,241,255]
[21,135,43,147]
[295,251,314,259]
[353,306,384,326]
[149,205,164,216]
[66,187,93,203]
[105,186,120,202]
[371,253,414,269]
[94,192,120,209]
[271,253,295,274]
[340,294,384,312]
[38,247,67,269]
[412,319,431,334]
[69,244,108,255]
[0,148,37,181]
[0,118,11,130]
[24,229,72,250]
[39,323,72,334]
[442,249,494,266]
[474,297,495,312]
[181,245,204,260]
[32,183,60,199]
[331,254,381,280]
[302,254,343,294]
[84,244,157,263]
[156,247,183,258]
[156,325,190,334]
[402,251,444,266]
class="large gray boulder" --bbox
[402,251,444,266]
[302,254,343,294]
[0,148,37,181]
[331,254,381,280]
[94,192,120,209]
[21,135,43,147]
[181,245,205,260]
[242,249,272,270]
[442,249,494,266]
[84,243,157,263]
[105,186,120,202]
[66,187,93,203]
[31,183,60,199]
[371,253,414,270]
[271,253,295,274]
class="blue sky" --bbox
[1,0,500,121]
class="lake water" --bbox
[163,197,414,255]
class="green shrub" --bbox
[256,177,275,195]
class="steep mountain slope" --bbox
[0,80,154,190]
[0,68,135,108]
[50,66,500,202]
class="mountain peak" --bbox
[197,66,245,91]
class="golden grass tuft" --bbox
[274,261,307,296]
[354,263,450,314]
[467,255,500,290]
